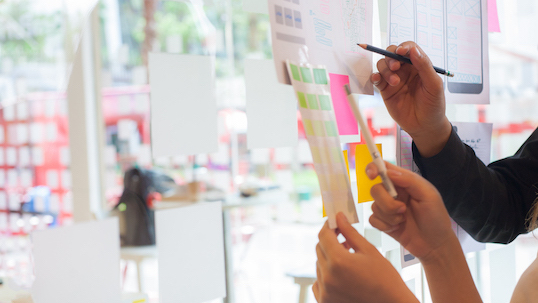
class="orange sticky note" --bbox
[355,143,382,203]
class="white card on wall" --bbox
[0,147,4,166]
[6,147,17,166]
[46,122,58,142]
[149,53,218,157]
[60,146,71,166]
[274,147,294,164]
[21,169,33,187]
[156,202,226,303]
[250,148,270,165]
[245,59,298,149]
[46,170,59,189]
[0,191,6,210]
[31,218,121,303]
[17,123,28,144]
[19,147,30,167]
[32,147,45,166]
[243,0,268,14]
[30,123,44,144]
[7,169,18,187]
[17,102,29,120]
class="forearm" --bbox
[410,117,452,158]
[420,236,482,303]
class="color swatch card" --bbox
[286,61,358,229]
[245,59,298,149]
[268,0,374,95]
[31,218,121,303]
[156,202,226,303]
[149,53,218,157]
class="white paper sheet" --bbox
[245,59,298,149]
[388,0,489,104]
[17,102,29,120]
[452,121,493,165]
[250,148,271,165]
[0,191,6,210]
[0,147,4,166]
[286,61,358,228]
[156,202,226,303]
[31,218,121,303]
[60,146,71,166]
[6,147,17,166]
[17,123,28,144]
[243,0,268,14]
[149,53,218,157]
[268,0,374,94]
[274,147,294,164]
[30,123,44,144]
[19,147,30,167]
[32,147,44,166]
[46,170,59,189]
[117,119,137,141]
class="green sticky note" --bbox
[290,64,301,81]
[318,95,332,110]
[297,92,308,108]
[307,94,319,110]
[300,67,313,83]
[313,68,328,84]
[303,119,315,136]
[313,120,325,136]
[325,121,338,137]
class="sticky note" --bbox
[488,0,500,32]
[355,143,382,203]
[245,59,298,149]
[31,218,121,303]
[149,53,218,157]
[156,202,226,303]
[343,149,350,179]
[243,0,269,14]
[329,73,359,136]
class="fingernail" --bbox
[371,73,381,85]
[397,206,406,214]
[387,169,402,176]
[366,168,373,177]
[415,46,423,58]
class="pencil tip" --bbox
[358,43,367,49]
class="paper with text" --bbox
[269,0,374,94]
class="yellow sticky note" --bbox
[355,143,382,203]
[343,149,350,179]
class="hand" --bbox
[367,162,456,260]
[313,213,417,303]
[371,41,452,157]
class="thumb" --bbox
[335,212,374,253]
[384,162,440,202]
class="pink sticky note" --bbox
[329,73,358,136]
[488,0,500,32]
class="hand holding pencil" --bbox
[369,41,453,159]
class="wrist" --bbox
[419,234,462,268]
[411,118,452,158]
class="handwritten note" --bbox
[452,122,493,165]
[268,0,373,94]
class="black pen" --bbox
[358,43,454,77]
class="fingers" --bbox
[312,280,320,302]
[369,214,401,233]
[395,42,443,95]
[370,183,407,229]
[318,219,345,258]
[335,212,374,253]
[383,162,440,201]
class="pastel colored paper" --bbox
[329,73,359,136]
[488,0,500,32]
[287,61,358,229]
[355,143,382,203]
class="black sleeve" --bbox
[412,126,538,244]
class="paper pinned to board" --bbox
[388,0,490,104]
[149,53,218,157]
[488,0,500,32]
[31,218,121,303]
[329,73,359,136]
[286,60,358,229]
[268,0,374,95]
[245,59,298,149]
[156,202,226,303]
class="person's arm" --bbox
[414,126,538,243]
[368,163,482,303]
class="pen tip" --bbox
[357,43,367,49]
